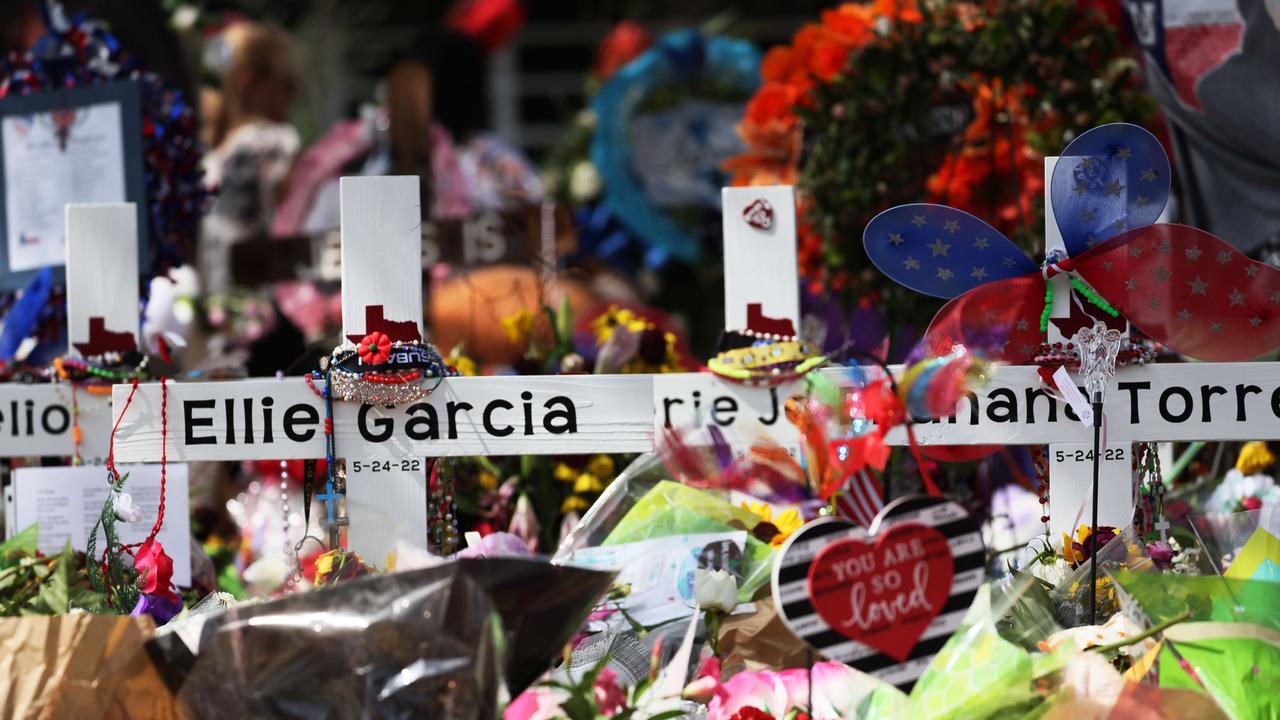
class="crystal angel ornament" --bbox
[1075,320,1122,402]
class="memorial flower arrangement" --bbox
[727,0,1154,327]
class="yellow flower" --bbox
[553,463,577,482]
[561,494,589,513]
[587,454,615,479]
[769,509,804,547]
[574,473,604,494]
[500,309,536,345]
[1237,441,1275,475]
[477,471,498,491]
[592,306,648,343]
[741,501,804,547]
[314,550,338,585]
[449,351,478,377]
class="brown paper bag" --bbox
[719,597,815,671]
[0,614,185,720]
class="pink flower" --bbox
[683,655,723,703]
[504,686,566,720]
[777,668,810,711]
[593,668,627,716]
[508,494,540,552]
[809,661,883,719]
[707,670,789,720]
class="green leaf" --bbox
[0,524,39,555]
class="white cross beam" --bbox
[109,177,653,565]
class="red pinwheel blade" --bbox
[1073,224,1280,361]
[922,273,1047,364]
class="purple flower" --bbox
[1146,540,1175,570]
[131,592,183,625]
[456,532,534,559]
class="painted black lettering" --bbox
[446,401,474,439]
[986,388,1017,423]
[1199,385,1226,423]
[1159,387,1193,423]
[1118,382,1150,424]
[405,403,440,440]
[711,396,738,426]
[543,396,577,434]
[358,404,393,442]
[1236,384,1261,421]
[41,405,69,435]
[283,404,319,442]
[483,399,514,437]
[185,399,217,445]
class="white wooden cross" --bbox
[4,203,191,584]
[109,177,653,566]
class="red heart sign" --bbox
[807,523,954,662]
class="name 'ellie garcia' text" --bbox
[183,392,579,446]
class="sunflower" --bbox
[742,501,805,547]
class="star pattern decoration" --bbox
[1178,309,1192,321]
[1073,181,1088,194]
[888,232,904,246]
[1102,261,1115,272]
[1014,318,1030,331]
[973,237,990,249]
[1246,265,1260,278]
[1140,168,1159,181]
[1157,240,1172,254]
[1189,276,1209,295]
[1082,157,1098,170]
[1217,251,1233,265]
[1128,245,1144,257]
[1210,321,1223,335]
[1271,291,1280,304]
[1229,288,1246,306]
[1125,278,1138,291]
[970,266,988,280]
[1149,297,1162,309]
[904,256,920,270]
[1135,195,1150,207]
[1185,247,1202,261]
[1106,179,1125,197]
[1153,266,1171,282]
[910,215,927,227]
[1080,209,1097,222]
[1250,316,1263,328]
[943,220,960,234]
[1002,256,1017,267]
[1086,235,1100,248]
[936,267,954,281]
[927,238,952,257]
[1114,146,1133,160]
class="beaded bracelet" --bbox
[313,338,452,405]
[1039,274,1121,332]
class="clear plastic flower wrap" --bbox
[160,558,614,719]
[554,453,775,603]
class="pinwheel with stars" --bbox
[863,123,1280,364]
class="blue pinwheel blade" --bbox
[1051,122,1171,257]
[863,203,1037,298]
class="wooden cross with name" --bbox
[109,176,652,566]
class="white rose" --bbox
[569,161,603,204]
[113,492,143,523]
[693,568,738,613]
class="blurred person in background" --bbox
[201,21,301,295]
